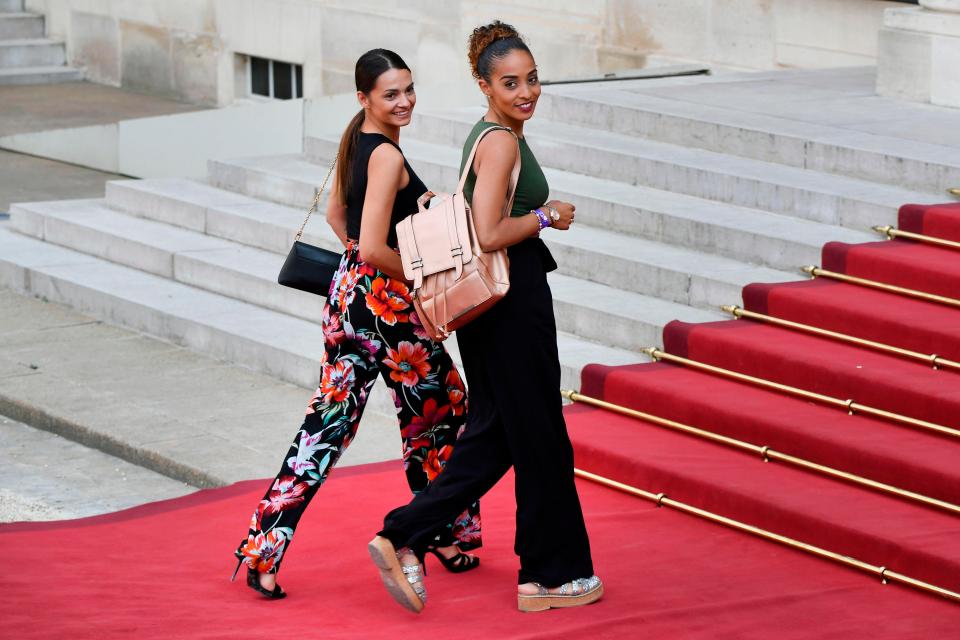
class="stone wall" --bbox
[23,0,906,107]
[25,0,225,104]
[606,0,907,70]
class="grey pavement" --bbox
[0,415,195,522]
[0,81,204,137]
[0,287,403,491]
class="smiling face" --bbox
[358,67,416,129]
[478,48,540,125]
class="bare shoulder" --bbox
[367,141,405,173]
[475,128,518,166]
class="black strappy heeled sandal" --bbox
[426,546,480,573]
[232,557,287,600]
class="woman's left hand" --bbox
[545,199,575,231]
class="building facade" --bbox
[26,0,916,106]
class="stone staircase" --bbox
[0,0,82,85]
[1,72,955,427]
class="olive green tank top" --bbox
[460,120,550,217]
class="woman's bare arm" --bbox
[357,144,409,281]
[326,178,350,248]
[469,130,541,252]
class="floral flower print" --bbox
[323,306,345,347]
[446,369,466,416]
[409,309,430,341]
[236,244,480,576]
[365,277,411,325]
[452,514,482,546]
[319,359,355,404]
[286,430,336,477]
[384,341,431,386]
[335,266,360,310]
[263,476,310,515]
[401,398,450,449]
[422,445,453,481]
[344,321,382,363]
[389,387,403,415]
[240,530,288,573]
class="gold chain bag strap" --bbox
[395,126,520,341]
[277,156,343,297]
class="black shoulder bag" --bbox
[277,156,343,297]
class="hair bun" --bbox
[468,20,521,80]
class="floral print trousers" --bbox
[235,243,480,575]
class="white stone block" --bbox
[0,123,118,173]
[878,7,960,108]
[106,180,206,231]
[0,38,64,67]
[8,203,45,239]
[117,98,302,179]
[0,65,84,85]
[172,248,326,322]
[886,5,960,37]
[0,13,44,39]
[931,33,960,107]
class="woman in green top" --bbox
[370,21,603,614]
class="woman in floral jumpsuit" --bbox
[232,48,479,599]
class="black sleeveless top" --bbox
[346,132,428,249]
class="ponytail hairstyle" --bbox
[467,20,530,82]
[335,48,411,204]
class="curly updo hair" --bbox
[468,20,532,81]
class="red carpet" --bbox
[743,280,960,360]
[899,202,960,242]
[822,239,960,299]
[6,202,960,636]
[581,362,960,504]
[662,318,960,429]
[3,456,960,639]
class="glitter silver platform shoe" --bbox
[517,575,603,612]
[368,536,427,613]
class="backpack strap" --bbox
[400,218,425,290]
[457,125,521,219]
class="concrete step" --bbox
[9,198,327,323]
[0,224,637,391]
[0,224,396,417]
[310,131,874,271]
[0,13,43,40]
[105,177,342,255]
[0,0,23,12]
[0,64,82,85]
[208,153,319,209]
[205,153,797,308]
[547,272,721,351]
[0,38,65,68]
[537,86,960,195]
[395,108,943,230]
[102,179,720,352]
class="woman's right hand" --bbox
[545,200,575,231]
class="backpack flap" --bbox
[397,192,474,291]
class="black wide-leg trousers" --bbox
[379,238,594,587]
